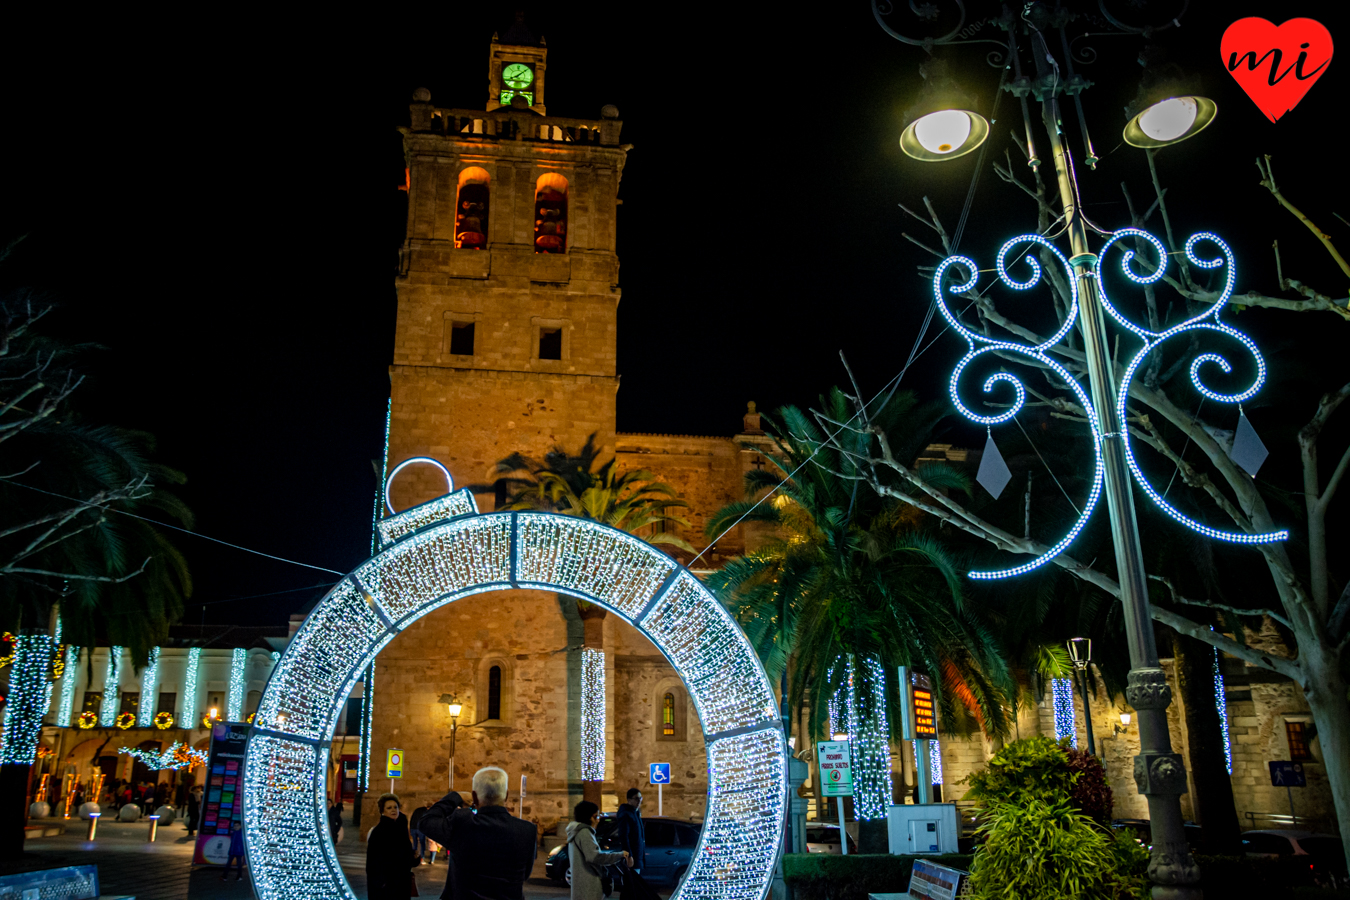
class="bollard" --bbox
[86,813,100,841]
[147,814,160,842]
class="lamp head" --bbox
[1066,637,1091,669]
[1120,712,1132,726]
[1123,48,1217,149]
[899,58,990,162]
[438,693,463,718]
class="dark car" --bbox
[545,815,703,886]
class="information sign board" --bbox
[649,762,671,785]
[192,721,249,866]
[1269,760,1306,787]
[899,667,939,740]
[816,740,853,797]
[386,749,404,779]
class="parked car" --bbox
[1110,819,1203,851]
[803,823,857,855]
[545,815,703,886]
[1241,830,1346,885]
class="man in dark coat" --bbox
[615,788,645,873]
[419,768,536,900]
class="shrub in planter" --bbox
[967,798,1147,900]
[1065,745,1114,823]
[964,735,1074,807]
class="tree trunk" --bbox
[1296,634,1350,873]
[1170,632,1242,854]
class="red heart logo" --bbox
[1222,18,1333,123]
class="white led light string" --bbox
[933,228,1285,581]
[243,507,785,900]
[580,648,606,782]
[99,646,122,727]
[1052,677,1076,746]
[0,633,57,765]
[57,646,80,727]
[138,647,161,727]
[182,647,201,725]
[227,647,246,721]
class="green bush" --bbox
[964,735,1075,807]
[782,853,973,900]
[1065,745,1114,824]
[967,798,1146,900]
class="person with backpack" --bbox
[567,801,628,900]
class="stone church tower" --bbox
[389,20,629,513]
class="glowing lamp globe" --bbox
[1120,713,1132,726]
[447,702,463,718]
[1123,95,1216,149]
[901,109,989,162]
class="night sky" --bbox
[0,2,1345,628]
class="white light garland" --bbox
[933,228,1285,582]
[1052,678,1076,747]
[245,507,785,900]
[227,647,247,721]
[0,633,57,765]
[580,648,606,782]
[99,646,123,727]
[181,647,201,725]
[826,656,891,820]
[57,645,80,727]
[911,739,944,787]
[138,647,161,727]
[359,663,375,793]
[1213,648,1232,775]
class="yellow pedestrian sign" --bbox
[386,749,404,778]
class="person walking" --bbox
[220,819,246,882]
[409,798,433,863]
[328,799,345,846]
[567,801,628,900]
[614,789,645,875]
[419,767,536,900]
[186,786,202,837]
[366,793,419,900]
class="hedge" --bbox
[782,853,974,900]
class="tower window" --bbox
[534,173,569,254]
[539,327,562,360]
[456,167,490,250]
[450,321,475,356]
[663,693,675,736]
[1287,721,1313,761]
[488,665,502,720]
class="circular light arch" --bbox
[242,483,788,900]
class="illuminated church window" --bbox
[663,693,675,736]
[534,173,568,254]
[456,168,490,250]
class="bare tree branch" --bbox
[1149,573,1293,629]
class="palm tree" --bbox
[0,299,192,858]
[706,390,1015,843]
[487,433,694,553]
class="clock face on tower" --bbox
[502,63,534,91]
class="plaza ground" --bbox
[5,812,577,900]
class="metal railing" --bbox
[1243,811,1339,834]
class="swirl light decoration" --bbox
[933,230,1285,580]
[243,469,786,900]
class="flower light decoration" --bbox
[114,712,135,731]
[154,711,175,730]
[0,632,15,669]
[241,463,787,900]
[76,711,98,730]
[933,229,1286,580]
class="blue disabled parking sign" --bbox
[649,762,671,784]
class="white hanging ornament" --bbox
[977,429,1013,499]
[1229,409,1269,478]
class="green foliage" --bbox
[964,735,1075,806]
[781,853,973,900]
[967,798,1145,900]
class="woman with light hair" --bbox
[567,800,629,900]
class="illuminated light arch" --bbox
[242,472,787,900]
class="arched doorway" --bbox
[243,481,786,900]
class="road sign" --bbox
[1270,761,1306,787]
[817,740,853,798]
[386,749,404,779]
[649,763,671,785]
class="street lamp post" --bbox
[877,3,1211,896]
[1067,637,1097,757]
[439,694,462,791]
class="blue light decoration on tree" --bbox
[56,645,80,727]
[137,648,161,727]
[1052,678,1077,747]
[227,648,246,721]
[932,230,1286,580]
[99,646,123,727]
[181,647,201,725]
[827,655,892,821]
[911,740,944,786]
[1213,648,1233,774]
[0,633,56,765]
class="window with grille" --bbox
[1286,721,1313,761]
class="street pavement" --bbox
[4,815,574,900]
